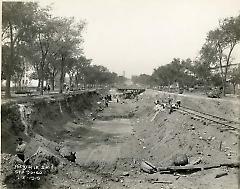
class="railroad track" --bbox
[177,106,240,133]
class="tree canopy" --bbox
[2,2,120,97]
[132,14,240,95]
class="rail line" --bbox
[177,106,240,133]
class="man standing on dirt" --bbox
[47,84,51,93]
[16,138,27,162]
[176,100,181,107]
[167,95,172,105]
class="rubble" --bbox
[1,154,24,182]
[173,154,188,166]
[65,152,76,162]
[140,161,157,174]
[27,146,60,167]
[122,172,129,176]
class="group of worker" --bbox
[154,95,181,114]
[102,94,113,107]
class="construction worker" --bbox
[47,84,51,93]
[169,104,174,114]
[154,100,160,105]
[167,95,172,105]
[16,137,27,162]
[176,100,181,107]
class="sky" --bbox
[37,0,240,78]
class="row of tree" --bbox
[132,14,240,96]
[2,2,122,98]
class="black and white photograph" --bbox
[1,0,240,188]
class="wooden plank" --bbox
[157,162,239,172]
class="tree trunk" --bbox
[75,75,78,88]
[40,63,44,95]
[50,75,55,91]
[18,79,22,90]
[59,56,65,94]
[5,23,14,98]
[14,82,17,91]
[233,83,236,94]
[222,78,226,96]
[69,74,73,87]
[38,78,41,88]
[5,73,11,98]
[222,44,235,96]
[40,78,44,95]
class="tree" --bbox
[65,57,78,87]
[33,11,58,95]
[74,56,92,87]
[192,59,212,87]
[151,58,196,89]
[132,74,152,86]
[11,42,29,89]
[2,2,38,97]
[54,17,86,93]
[81,64,117,86]
[2,2,122,96]
[229,65,240,94]
[201,15,240,95]
[45,50,60,90]
[1,45,10,81]
[210,73,222,87]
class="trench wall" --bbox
[1,90,101,154]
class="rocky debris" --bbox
[189,157,202,165]
[110,176,120,182]
[122,171,129,176]
[173,154,188,166]
[59,146,77,162]
[1,153,24,182]
[59,147,72,157]
[55,146,60,152]
[65,152,76,163]
[27,146,60,167]
[145,177,159,183]
[58,161,67,169]
[2,150,59,187]
[140,161,157,174]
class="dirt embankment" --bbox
[128,90,239,189]
[1,89,139,189]
[1,90,100,155]
[154,91,240,122]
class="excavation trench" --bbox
[2,89,239,189]
[61,118,133,167]
[1,90,138,180]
